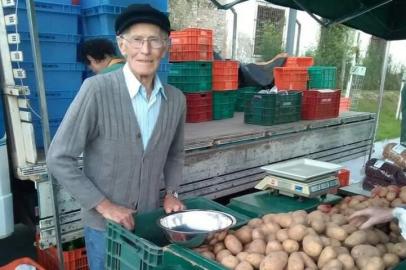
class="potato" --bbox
[390,221,400,233]
[248,218,264,228]
[299,251,317,269]
[320,236,331,246]
[383,253,400,268]
[303,235,323,257]
[266,233,276,242]
[333,246,349,256]
[391,198,403,207]
[363,256,385,270]
[276,213,293,228]
[385,242,396,254]
[326,226,347,241]
[259,251,288,270]
[225,234,243,255]
[356,256,369,269]
[213,242,225,254]
[386,191,397,201]
[318,246,337,268]
[320,259,343,270]
[221,255,240,269]
[217,230,227,241]
[366,229,380,245]
[200,251,215,260]
[400,190,406,203]
[337,253,354,270]
[287,252,304,270]
[276,229,289,242]
[376,244,387,255]
[330,214,347,226]
[266,240,283,254]
[292,210,307,225]
[246,239,266,254]
[306,227,318,236]
[375,229,389,244]
[309,220,326,234]
[344,230,367,247]
[236,251,249,261]
[252,228,265,240]
[216,249,232,262]
[235,226,253,244]
[261,222,280,235]
[235,261,254,270]
[350,244,380,259]
[342,224,357,235]
[262,213,276,224]
[330,238,341,247]
[288,224,307,241]
[282,239,299,253]
[245,253,264,269]
[393,242,406,258]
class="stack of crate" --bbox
[80,0,170,82]
[212,60,239,120]
[4,0,83,147]
[168,28,214,123]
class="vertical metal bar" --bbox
[25,0,64,269]
[230,7,237,59]
[368,40,390,160]
[295,20,301,56]
[285,9,297,55]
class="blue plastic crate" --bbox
[17,62,84,92]
[10,32,80,63]
[4,1,80,34]
[38,0,73,4]
[33,118,61,148]
[29,90,77,120]
[0,96,5,140]
[80,0,168,11]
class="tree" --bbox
[259,23,284,61]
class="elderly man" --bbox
[46,4,185,269]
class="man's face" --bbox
[118,23,168,79]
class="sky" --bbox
[297,11,406,67]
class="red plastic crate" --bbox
[37,245,88,270]
[339,97,351,113]
[284,57,314,67]
[170,51,213,62]
[274,67,308,91]
[170,28,213,45]
[185,92,212,123]
[301,89,340,120]
[170,44,212,52]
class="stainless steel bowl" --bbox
[158,209,236,248]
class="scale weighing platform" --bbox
[256,158,342,198]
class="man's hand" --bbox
[163,194,185,214]
[95,199,136,230]
[348,207,394,229]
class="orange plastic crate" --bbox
[170,44,212,52]
[170,51,213,62]
[0,257,45,270]
[212,60,239,90]
[37,246,88,270]
[212,80,238,91]
[170,28,213,45]
[274,67,308,91]
[284,57,314,67]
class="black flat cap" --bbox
[115,4,170,35]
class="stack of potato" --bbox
[193,191,406,270]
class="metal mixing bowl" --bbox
[158,209,236,248]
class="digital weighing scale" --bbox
[256,158,342,198]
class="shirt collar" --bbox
[123,63,167,100]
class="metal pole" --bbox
[396,81,404,120]
[285,9,297,55]
[25,0,64,269]
[230,7,237,59]
[368,40,390,160]
[295,20,301,56]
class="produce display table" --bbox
[227,190,342,217]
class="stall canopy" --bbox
[211,0,406,41]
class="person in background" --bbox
[47,4,186,269]
[80,38,125,74]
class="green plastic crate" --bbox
[393,260,406,270]
[244,91,302,126]
[106,197,250,270]
[168,75,212,93]
[169,62,212,77]
[212,91,237,120]
[308,66,337,89]
[235,87,259,112]
[227,190,342,218]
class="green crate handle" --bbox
[121,234,141,253]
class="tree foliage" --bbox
[259,23,284,61]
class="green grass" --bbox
[352,90,401,141]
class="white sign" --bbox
[350,66,366,76]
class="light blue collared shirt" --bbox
[123,63,167,150]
